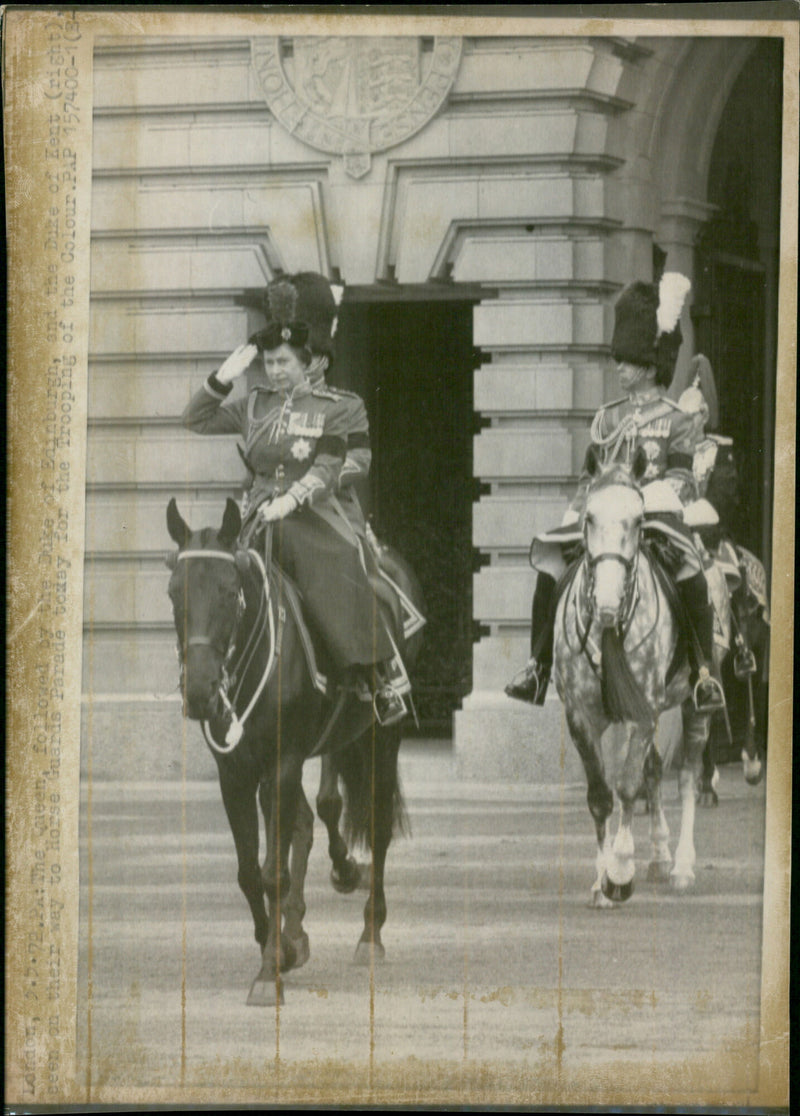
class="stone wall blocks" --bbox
[474,429,573,479]
[473,299,604,349]
[474,565,538,622]
[87,431,244,486]
[86,493,230,554]
[473,496,568,548]
[81,632,180,694]
[90,305,248,356]
[474,363,575,412]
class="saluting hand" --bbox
[258,493,299,523]
[216,343,258,385]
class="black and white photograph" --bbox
[5,6,796,1109]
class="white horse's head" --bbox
[583,446,648,629]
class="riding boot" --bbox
[677,572,726,713]
[505,573,556,706]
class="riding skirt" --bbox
[269,503,394,672]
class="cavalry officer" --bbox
[506,273,726,715]
[181,277,406,727]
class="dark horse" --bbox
[166,497,424,1005]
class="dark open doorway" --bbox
[331,293,482,736]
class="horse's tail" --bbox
[336,731,410,851]
[601,626,655,727]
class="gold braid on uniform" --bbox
[589,409,640,463]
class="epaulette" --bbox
[311,386,342,402]
[598,395,629,413]
[329,387,363,401]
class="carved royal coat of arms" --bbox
[251,36,463,178]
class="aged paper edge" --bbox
[4,6,796,1108]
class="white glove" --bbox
[216,342,258,385]
[683,499,719,527]
[641,480,684,515]
[258,493,299,523]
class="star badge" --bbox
[291,437,312,461]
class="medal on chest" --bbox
[287,411,325,438]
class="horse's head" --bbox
[582,444,647,629]
[166,497,250,720]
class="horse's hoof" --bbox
[589,888,616,909]
[279,936,298,973]
[247,977,284,1007]
[670,872,695,893]
[601,872,634,903]
[354,939,386,966]
[330,858,362,894]
[288,932,310,970]
[697,789,719,807]
[646,861,672,884]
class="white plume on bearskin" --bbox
[656,272,691,336]
[330,282,344,337]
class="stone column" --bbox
[657,196,718,383]
[454,243,609,784]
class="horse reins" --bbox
[176,546,283,753]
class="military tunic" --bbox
[578,390,698,502]
[182,373,393,670]
[531,388,703,581]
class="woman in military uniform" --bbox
[506,274,725,715]
[181,278,406,727]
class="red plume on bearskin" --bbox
[266,279,299,326]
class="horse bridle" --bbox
[174,547,281,752]
[580,498,642,642]
[175,549,246,663]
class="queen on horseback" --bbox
[506,273,726,717]
[181,277,407,727]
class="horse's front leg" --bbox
[565,710,614,908]
[317,754,363,894]
[217,768,268,954]
[281,783,313,969]
[604,722,652,901]
[643,747,672,883]
[671,703,710,891]
[247,754,304,1007]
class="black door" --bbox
[331,295,481,735]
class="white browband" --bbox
[177,549,236,563]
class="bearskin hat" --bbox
[252,272,343,357]
[611,273,691,387]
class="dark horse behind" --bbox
[165,496,424,1005]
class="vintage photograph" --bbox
[5,7,796,1109]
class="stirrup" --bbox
[505,659,550,706]
[693,667,726,714]
[374,685,407,727]
[733,646,757,680]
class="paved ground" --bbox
[76,741,769,1107]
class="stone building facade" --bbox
[83,33,782,779]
